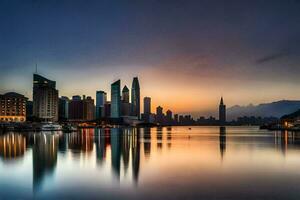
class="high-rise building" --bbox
[111,80,121,118]
[156,106,164,124]
[166,110,173,124]
[33,74,59,122]
[26,100,33,118]
[131,77,140,119]
[96,91,107,119]
[142,97,151,123]
[0,92,27,122]
[143,97,151,115]
[174,114,179,124]
[69,95,95,121]
[219,97,226,125]
[104,101,111,118]
[59,96,69,121]
[121,86,131,116]
[122,86,129,103]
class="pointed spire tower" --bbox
[219,96,226,126]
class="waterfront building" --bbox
[143,97,151,115]
[121,86,131,116]
[142,97,151,123]
[219,97,226,126]
[174,114,179,124]
[69,95,95,121]
[0,92,27,122]
[33,74,59,122]
[104,101,111,118]
[59,96,69,121]
[122,86,129,103]
[96,91,107,119]
[131,77,140,119]
[156,106,164,124]
[111,80,121,118]
[26,100,33,118]
[166,110,173,124]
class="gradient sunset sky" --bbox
[1,0,300,116]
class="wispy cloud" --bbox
[255,50,291,64]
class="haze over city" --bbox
[1,0,300,117]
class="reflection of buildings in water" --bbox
[143,127,151,158]
[32,133,59,191]
[95,128,110,164]
[167,127,172,148]
[108,128,141,183]
[0,133,26,160]
[274,130,300,155]
[131,128,140,183]
[111,128,121,178]
[121,128,130,173]
[219,126,226,160]
[157,127,163,149]
[68,129,94,153]
[58,133,67,153]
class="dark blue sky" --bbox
[1,0,300,114]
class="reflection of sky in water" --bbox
[0,127,300,199]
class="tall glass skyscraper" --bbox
[131,77,140,119]
[111,80,121,118]
[96,91,107,119]
[33,74,59,122]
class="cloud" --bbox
[255,50,291,64]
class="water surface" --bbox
[0,126,300,199]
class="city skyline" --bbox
[1,0,300,117]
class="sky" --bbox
[1,0,300,117]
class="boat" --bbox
[40,122,62,131]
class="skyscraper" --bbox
[59,96,69,121]
[219,97,226,126]
[33,74,59,122]
[111,80,121,118]
[131,77,140,119]
[122,86,129,103]
[143,97,151,115]
[166,110,173,124]
[121,86,130,116]
[69,95,95,121]
[96,91,107,119]
[156,106,164,124]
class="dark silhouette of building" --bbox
[26,100,33,119]
[96,91,107,119]
[121,86,131,116]
[122,86,129,103]
[33,74,59,122]
[0,92,27,122]
[156,106,164,124]
[111,80,121,118]
[219,97,226,125]
[59,96,69,121]
[142,97,152,123]
[174,114,179,124]
[143,97,151,114]
[166,110,173,124]
[104,101,111,118]
[131,77,140,119]
[69,95,95,121]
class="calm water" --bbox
[0,126,300,199]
